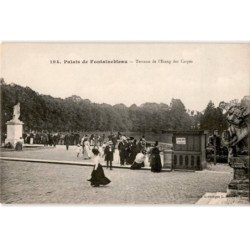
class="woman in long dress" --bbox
[82,138,91,159]
[150,141,162,172]
[87,148,111,187]
[127,139,139,164]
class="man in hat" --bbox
[104,140,115,170]
[64,132,71,150]
[118,136,128,166]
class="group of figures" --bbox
[86,137,163,187]
[74,133,121,160]
[118,136,162,173]
[22,132,60,146]
[6,131,117,148]
[76,134,163,171]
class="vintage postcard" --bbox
[0,43,249,204]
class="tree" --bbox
[1,81,213,134]
[169,99,192,130]
[200,101,227,132]
[0,78,6,85]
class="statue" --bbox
[220,102,249,197]
[5,102,24,149]
[12,102,21,121]
[222,105,249,158]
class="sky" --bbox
[1,43,249,111]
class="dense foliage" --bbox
[199,101,228,132]
[1,79,237,134]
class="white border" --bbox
[1,1,250,250]
[0,0,250,41]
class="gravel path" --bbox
[1,160,232,204]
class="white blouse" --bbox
[135,153,146,164]
[93,155,100,168]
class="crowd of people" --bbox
[19,130,163,173]
[5,130,163,187]
[75,132,163,173]
[18,131,113,147]
[86,135,163,187]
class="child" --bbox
[104,141,115,170]
[76,144,82,158]
[101,140,107,155]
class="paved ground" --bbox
[196,192,249,205]
[0,145,157,167]
[0,146,234,204]
[0,145,232,170]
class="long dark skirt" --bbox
[88,164,111,186]
[150,155,162,172]
[130,162,145,170]
[127,151,138,165]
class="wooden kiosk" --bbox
[162,130,207,171]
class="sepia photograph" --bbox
[0,43,249,205]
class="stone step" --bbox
[195,193,214,205]
[0,156,172,172]
[196,192,249,205]
[196,192,228,205]
[207,192,227,205]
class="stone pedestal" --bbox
[227,156,249,197]
[5,120,24,147]
[163,149,173,169]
